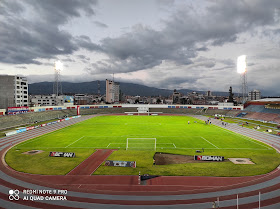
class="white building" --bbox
[30,94,64,106]
[248,90,261,100]
[0,75,28,109]
[105,79,120,103]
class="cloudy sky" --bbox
[0,0,280,96]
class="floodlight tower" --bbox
[53,60,63,102]
[237,55,248,104]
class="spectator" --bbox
[212,201,217,208]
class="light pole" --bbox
[237,55,248,104]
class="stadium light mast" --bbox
[53,60,63,105]
[237,55,248,104]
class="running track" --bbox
[0,114,279,208]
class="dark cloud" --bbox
[160,77,197,86]
[61,58,75,63]
[1,0,279,95]
[74,35,103,52]
[90,24,195,74]
[89,1,279,75]
[76,55,90,64]
[76,55,90,60]
[15,66,27,69]
[0,0,98,64]
[29,0,97,25]
[193,57,216,68]
[93,21,108,28]
[196,46,209,52]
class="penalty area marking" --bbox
[65,136,85,148]
[107,143,126,148]
[201,137,219,149]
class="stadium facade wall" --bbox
[1,104,244,114]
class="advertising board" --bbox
[194,155,224,161]
[104,160,136,168]
[49,152,75,158]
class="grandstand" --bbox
[0,109,77,130]
[237,99,280,123]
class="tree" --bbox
[180,98,187,104]
[228,86,234,103]
[156,98,161,104]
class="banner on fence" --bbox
[104,160,136,168]
[194,155,224,161]
[49,152,75,158]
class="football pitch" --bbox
[6,115,280,176]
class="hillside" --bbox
[28,81,229,97]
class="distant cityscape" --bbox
[0,74,271,111]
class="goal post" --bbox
[126,138,156,151]
[137,107,149,115]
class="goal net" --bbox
[137,107,149,115]
[126,138,156,150]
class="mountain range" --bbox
[28,81,230,97]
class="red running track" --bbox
[67,149,115,175]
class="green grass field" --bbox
[5,115,280,176]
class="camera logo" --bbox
[9,189,20,201]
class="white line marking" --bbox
[201,136,219,149]
[173,143,176,148]
[155,143,173,144]
[110,143,126,144]
[106,143,111,148]
[127,143,156,144]
[65,136,85,148]
[126,138,157,139]
[16,123,80,147]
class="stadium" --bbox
[1,102,280,209]
[1,1,280,209]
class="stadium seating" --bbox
[0,109,77,130]
[243,112,280,123]
[237,104,280,123]
[244,105,280,114]
[236,112,247,118]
